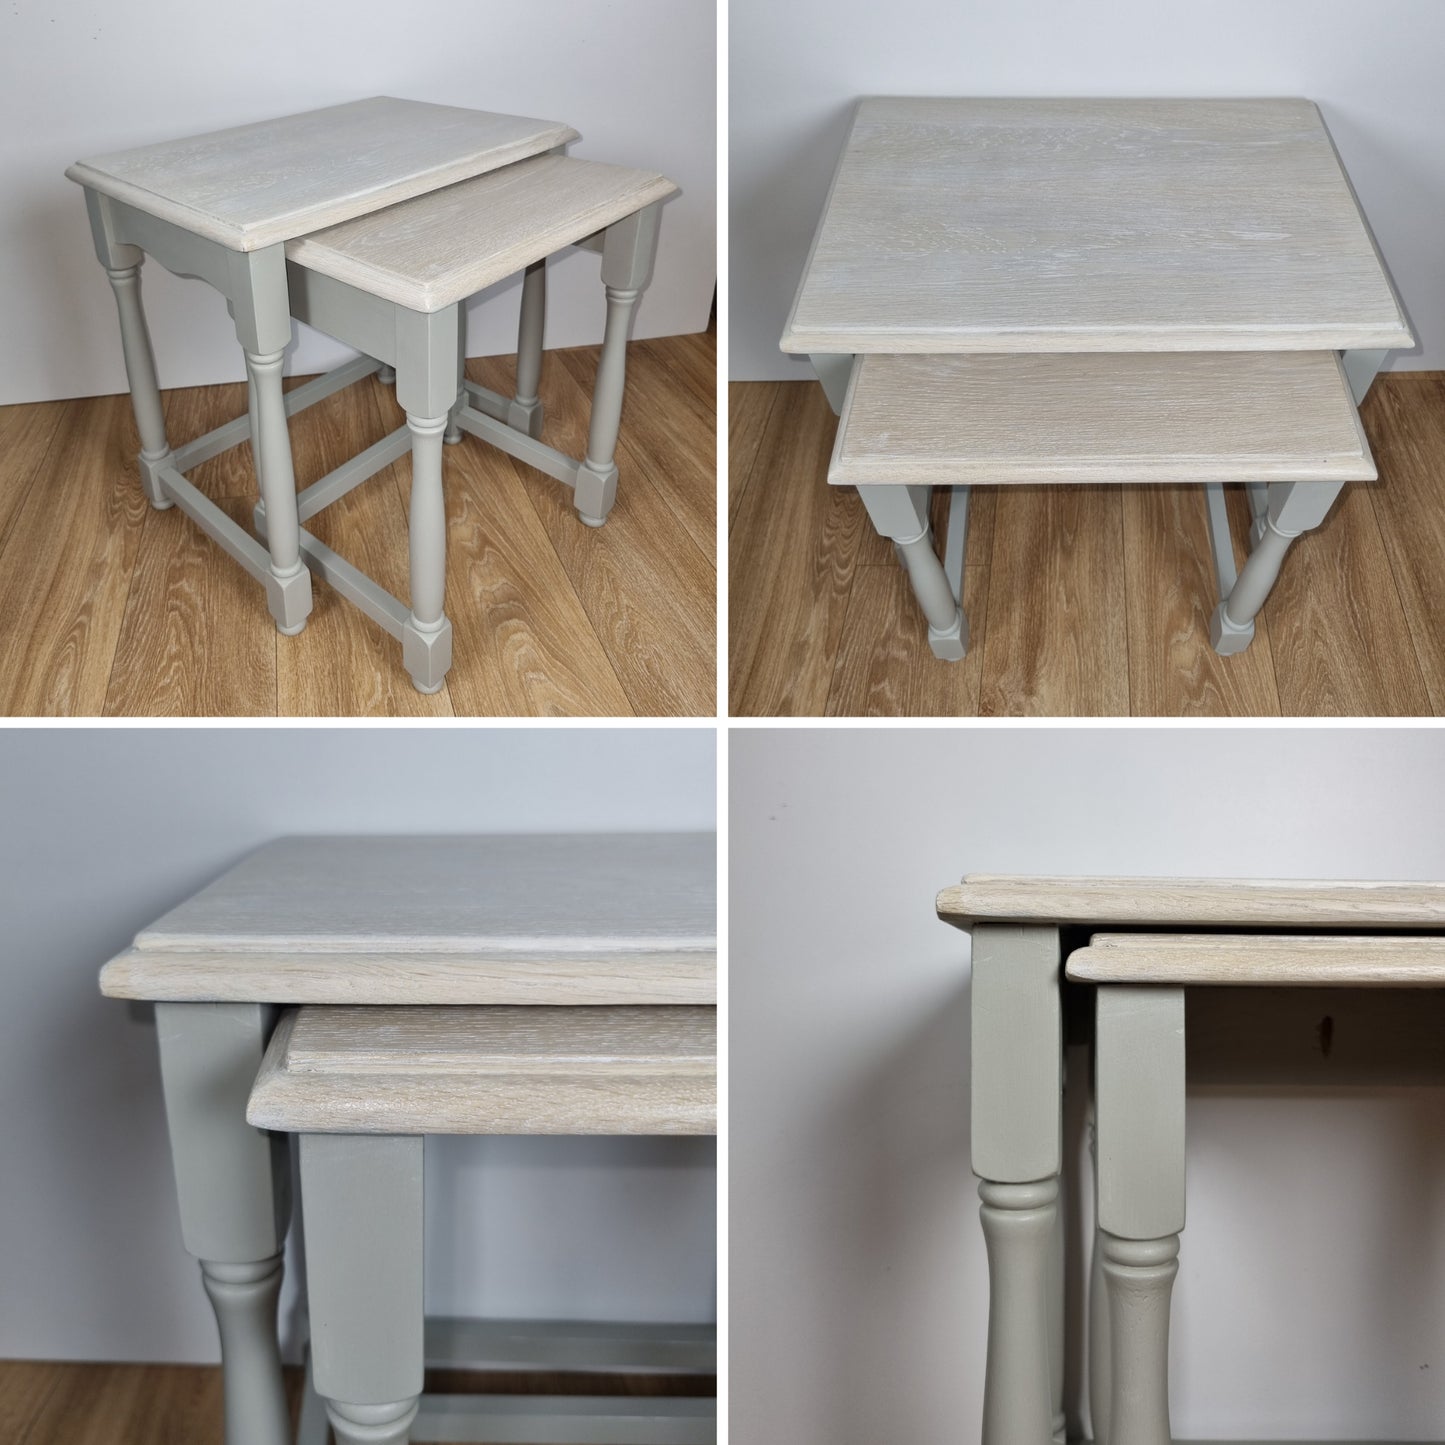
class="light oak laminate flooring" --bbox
[729,374,1445,717]
[0,335,715,717]
[0,1359,714,1445]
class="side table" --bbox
[935,874,1445,1445]
[99,833,717,1445]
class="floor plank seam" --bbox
[728,381,781,524]
[1365,481,1445,718]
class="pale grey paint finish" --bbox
[408,1393,715,1443]
[155,1002,291,1445]
[780,97,1411,355]
[301,1132,424,1441]
[67,98,576,251]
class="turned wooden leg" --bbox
[402,412,452,693]
[1089,1120,1112,1445]
[1095,985,1185,1445]
[302,1134,423,1445]
[1049,1171,1066,1445]
[378,363,396,385]
[245,348,311,634]
[155,1003,291,1445]
[971,924,1063,1445]
[573,283,639,526]
[104,260,175,510]
[508,257,547,439]
[1210,479,1344,654]
[857,483,967,659]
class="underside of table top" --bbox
[100,834,717,1004]
[67,97,578,251]
[782,96,1412,355]
[938,875,1445,930]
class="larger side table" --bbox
[100,834,717,1445]
[785,99,1413,660]
[935,874,1445,1445]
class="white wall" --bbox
[0,0,715,406]
[732,727,1445,1444]
[730,0,1445,378]
[0,726,716,1361]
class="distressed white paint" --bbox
[731,0,1445,377]
[830,351,1374,488]
[2,0,714,404]
[289,155,677,312]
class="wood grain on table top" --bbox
[1067,932,1445,985]
[247,1005,716,1135]
[100,834,716,1004]
[782,97,1412,355]
[829,350,1374,486]
[67,97,577,251]
[289,154,676,312]
[938,875,1445,929]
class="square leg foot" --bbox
[573,461,618,528]
[402,615,453,693]
[265,567,312,636]
[927,609,969,662]
[507,397,545,440]
[139,450,175,510]
[1209,601,1255,655]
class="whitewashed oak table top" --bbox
[781,96,1413,355]
[288,153,677,312]
[66,97,577,252]
[937,875,1445,929]
[248,1004,717,1135]
[829,350,1375,487]
[1067,932,1445,986]
[100,834,716,1004]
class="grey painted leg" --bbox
[105,262,175,509]
[402,412,452,694]
[508,258,547,439]
[1210,478,1345,654]
[971,924,1063,1445]
[1088,1120,1112,1445]
[245,348,311,634]
[808,352,854,416]
[378,363,397,386]
[1049,1175,1066,1445]
[302,1134,423,1445]
[444,307,466,446]
[857,484,967,659]
[1095,986,1185,1445]
[155,1003,291,1445]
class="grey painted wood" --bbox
[510,258,548,438]
[807,353,853,415]
[423,1316,715,1374]
[1088,1123,1111,1445]
[403,411,452,693]
[856,484,966,660]
[970,924,1062,1445]
[410,1394,715,1444]
[782,97,1411,355]
[68,98,577,251]
[244,346,309,634]
[301,1132,423,1445]
[101,834,717,1005]
[1095,986,1185,1445]
[155,1002,290,1445]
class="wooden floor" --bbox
[730,373,1445,717]
[0,334,715,717]
[0,1359,714,1445]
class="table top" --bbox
[938,875,1445,930]
[781,97,1412,356]
[247,1004,716,1135]
[67,97,577,252]
[1067,933,1445,986]
[829,350,1374,487]
[288,153,676,312]
[100,834,716,1005]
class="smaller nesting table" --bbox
[786,99,1413,663]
